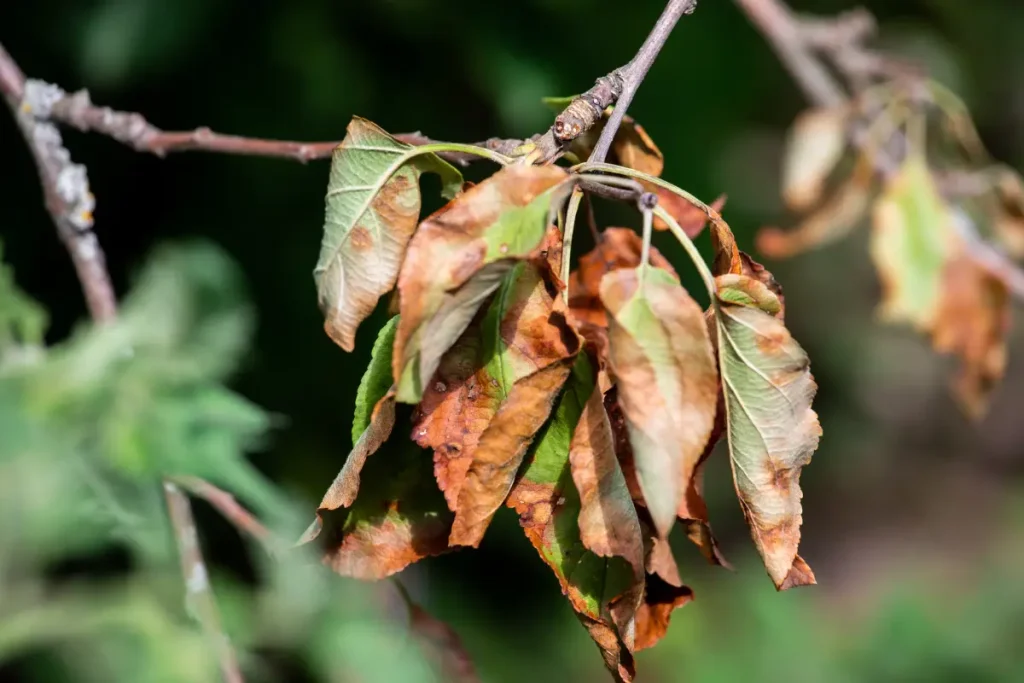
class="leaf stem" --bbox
[561,188,584,303]
[414,143,511,167]
[654,205,717,300]
[639,204,654,292]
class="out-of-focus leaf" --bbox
[758,156,873,258]
[600,267,718,540]
[352,316,399,444]
[713,279,820,589]
[315,117,463,352]
[870,155,952,330]
[394,165,569,403]
[0,243,47,368]
[932,250,1011,419]
[781,107,849,211]
[301,321,451,578]
[568,228,678,330]
[414,261,578,547]
[507,355,643,682]
[993,168,1024,258]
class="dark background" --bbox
[3,1,1024,681]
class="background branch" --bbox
[1,41,246,683]
[734,0,1024,302]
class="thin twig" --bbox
[589,0,698,163]
[164,482,244,683]
[733,0,845,108]
[171,476,278,552]
[1,41,245,683]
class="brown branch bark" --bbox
[171,476,277,551]
[589,0,698,163]
[1,40,246,683]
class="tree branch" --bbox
[590,0,698,163]
[1,41,245,683]
[163,482,244,683]
[171,476,278,552]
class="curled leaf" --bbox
[600,267,718,540]
[758,155,873,259]
[713,281,820,589]
[300,322,452,578]
[870,155,952,330]
[315,117,462,352]
[781,107,849,211]
[395,165,569,403]
[414,262,579,547]
[932,250,1011,419]
[508,356,643,682]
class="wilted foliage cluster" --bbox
[303,113,821,680]
[762,80,1020,418]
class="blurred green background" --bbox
[3,0,1024,681]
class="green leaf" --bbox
[507,355,642,682]
[714,282,821,590]
[315,117,463,353]
[352,316,399,444]
[0,242,47,369]
[599,266,718,540]
[869,155,952,329]
[393,165,570,404]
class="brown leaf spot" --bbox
[349,225,374,252]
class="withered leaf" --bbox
[758,155,873,259]
[781,106,849,211]
[870,155,952,330]
[315,117,462,352]
[652,192,727,234]
[932,249,1011,419]
[414,262,579,547]
[300,322,452,579]
[606,386,729,568]
[508,355,643,682]
[994,168,1024,258]
[713,279,820,589]
[568,228,678,330]
[395,165,570,403]
[600,267,718,540]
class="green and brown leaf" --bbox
[394,165,570,403]
[315,117,463,352]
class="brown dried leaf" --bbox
[414,262,579,547]
[932,250,1011,419]
[758,155,873,259]
[600,267,719,540]
[652,191,727,234]
[781,106,849,211]
[300,395,453,579]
